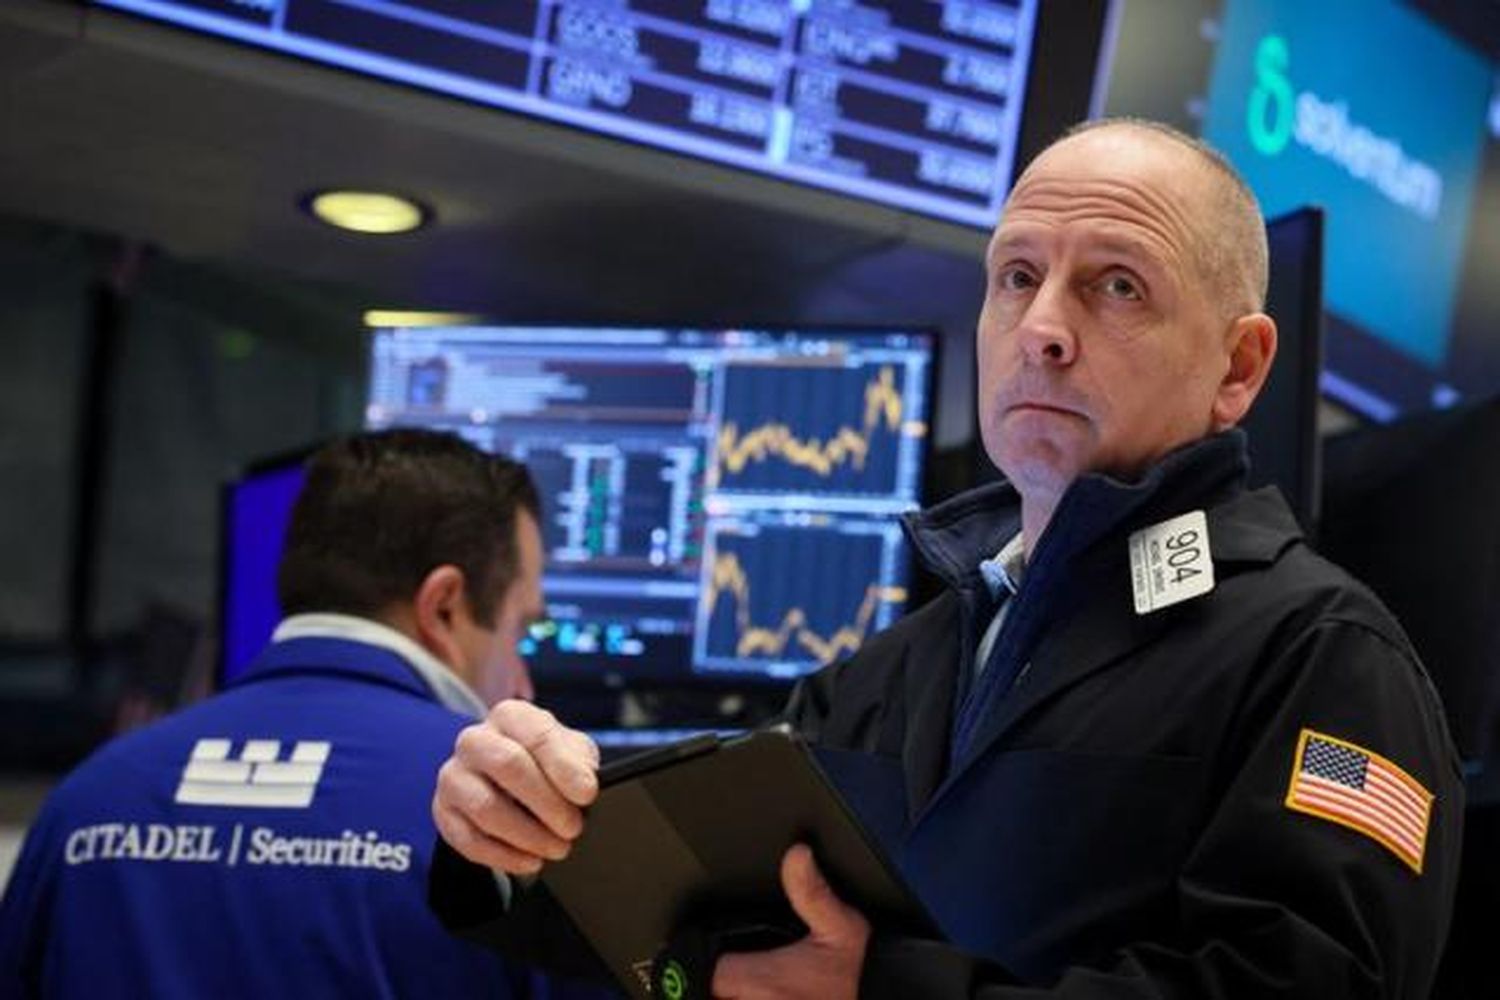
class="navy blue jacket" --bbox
[432,432,1463,999]
[789,431,1463,997]
[0,636,526,998]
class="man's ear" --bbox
[1211,312,1278,430]
[412,564,468,669]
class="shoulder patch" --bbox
[1284,728,1433,874]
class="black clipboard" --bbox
[538,727,937,998]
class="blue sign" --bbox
[1203,0,1491,368]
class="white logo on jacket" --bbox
[173,738,331,808]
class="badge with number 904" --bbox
[1129,510,1215,614]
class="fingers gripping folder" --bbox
[537,727,936,999]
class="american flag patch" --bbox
[1285,729,1434,874]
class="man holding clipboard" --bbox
[430,121,1462,999]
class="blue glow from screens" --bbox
[222,461,305,684]
[1203,0,1491,371]
[94,0,1039,228]
[365,326,935,683]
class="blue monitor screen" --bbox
[94,0,1041,228]
[1199,0,1498,420]
[220,457,306,684]
[365,326,935,683]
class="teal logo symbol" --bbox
[658,959,686,1000]
[1248,34,1294,156]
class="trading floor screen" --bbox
[366,326,933,682]
[94,0,1039,227]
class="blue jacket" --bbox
[0,635,527,998]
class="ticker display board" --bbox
[97,0,1039,227]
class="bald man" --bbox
[429,120,1463,999]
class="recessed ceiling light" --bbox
[303,190,430,234]
[363,310,482,328]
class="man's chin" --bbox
[994,446,1089,497]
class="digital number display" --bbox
[95,0,1038,227]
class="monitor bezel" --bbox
[1256,205,1327,535]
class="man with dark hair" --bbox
[429,120,1463,998]
[0,429,546,997]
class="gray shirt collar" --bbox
[271,613,488,719]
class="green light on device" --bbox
[658,959,687,999]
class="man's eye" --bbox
[997,267,1037,292]
[1100,274,1142,300]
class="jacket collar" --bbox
[270,614,487,718]
[904,430,1257,587]
[940,479,1303,785]
[229,628,484,719]
[898,430,1306,815]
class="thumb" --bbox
[781,843,857,940]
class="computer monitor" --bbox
[217,447,312,687]
[365,326,936,689]
[93,0,1116,231]
[1241,206,1325,533]
[1100,0,1500,422]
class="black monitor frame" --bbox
[1245,205,1326,535]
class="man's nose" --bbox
[1016,282,1078,366]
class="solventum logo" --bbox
[1247,34,1444,220]
[1247,35,1295,156]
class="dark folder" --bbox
[538,727,937,999]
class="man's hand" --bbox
[712,844,871,1000]
[432,700,599,875]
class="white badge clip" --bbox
[1129,510,1215,615]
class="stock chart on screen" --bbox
[366,326,932,683]
[699,517,906,672]
[711,361,910,496]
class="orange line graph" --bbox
[706,550,905,664]
[712,365,916,484]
